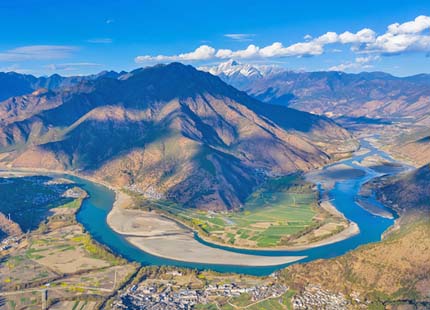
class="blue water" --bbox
[63,139,410,276]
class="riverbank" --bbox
[0,165,360,260]
[107,192,307,266]
[1,168,307,266]
[0,138,404,270]
[152,198,360,252]
[355,197,394,219]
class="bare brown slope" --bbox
[0,63,357,210]
[281,215,430,303]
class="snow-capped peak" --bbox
[200,60,284,79]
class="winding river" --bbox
[52,139,409,276]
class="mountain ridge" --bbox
[0,63,357,210]
[203,60,430,122]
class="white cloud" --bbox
[0,45,77,62]
[283,41,324,56]
[46,62,101,71]
[87,38,112,44]
[135,45,216,62]
[339,28,376,44]
[365,33,430,54]
[329,55,379,72]
[224,33,255,41]
[234,44,260,58]
[315,32,339,44]
[355,55,380,64]
[0,64,33,74]
[135,15,430,63]
[362,15,430,54]
[387,15,430,34]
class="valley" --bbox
[0,138,426,310]
[0,63,428,310]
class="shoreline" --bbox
[355,197,394,219]
[1,167,307,267]
[107,184,360,252]
[106,191,307,267]
[0,166,360,254]
[158,203,360,252]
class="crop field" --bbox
[0,177,138,310]
[139,174,331,248]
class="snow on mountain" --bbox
[199,60,285,89]
[200,59,285,77]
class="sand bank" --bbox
[356,197,394,219]
[107,195,306,266]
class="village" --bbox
[112,275,289,310]
[292,285,353,309]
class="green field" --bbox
[137,174,328,248]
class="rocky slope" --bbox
[0,63,356,210]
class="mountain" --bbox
[0,63,356,210]
[199,60,285,90]
[0,70,122,101]
[206,60,430,122]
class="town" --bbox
[112,276,289,309]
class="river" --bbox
[13,139,411,276]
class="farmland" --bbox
[134,174,348,248]
[0,176,138,310]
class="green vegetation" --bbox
[0,179,137,310]
[135,174,334,248]
[0,176,74,232]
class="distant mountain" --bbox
[0,63,356,210]
[0,70,123,101]
[205,60,430,122]
[199,60,285,90]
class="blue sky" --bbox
[0,0,429,76]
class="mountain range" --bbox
[0,63,356,210]
[203,60,430,124]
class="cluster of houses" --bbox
[0,236,21,252]
[112,280,288,309]
[127,184,164,200]
[292,284,350,309]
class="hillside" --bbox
[280,165,430,307]
[388,134,430,166]
[0,63,357,210]
[281,215,430,306]
[370,164,430,214]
